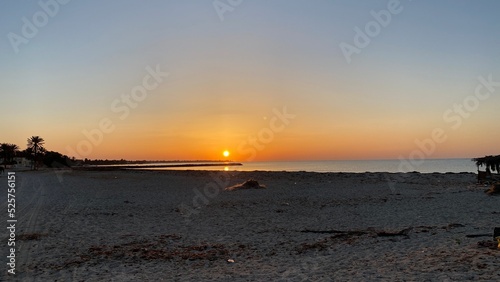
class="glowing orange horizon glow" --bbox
[2,2,500,163]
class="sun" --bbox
[223,150,230,158]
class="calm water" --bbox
[141,159,478,173]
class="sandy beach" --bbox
[1,169,498,281]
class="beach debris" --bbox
[300,229,366,235]
[299,225,467,243]
[17,233,46,241]
[465,234,491,238]
[225,179,266,191]
[477,240,498,250]
[86,239,230,262]
[296,230,369,253]
[485,183,500,195]
[376,228,412,238]
[300,227,412,238]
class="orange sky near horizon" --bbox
[12,103,496,162]
[1,1,499,161]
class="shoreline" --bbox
[64,158,479,174]
[21,166,479,176]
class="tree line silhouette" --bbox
[2,137,235,170]
[0,136,73,170]
[1,136,170,170]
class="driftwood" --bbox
[300,228,411,238]
[300,224,466,239]
[296,228,411,253]
[300,229,367,236]
[376,228,412,237]
[296,225,477,254]
[465,234,491,238]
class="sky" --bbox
[1,0,499,161]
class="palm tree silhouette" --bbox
[27,136,45,170]
[0,143,8,168]
[0,143,19,169]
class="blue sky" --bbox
[1,0,499,160]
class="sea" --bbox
[135,158,478,174]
